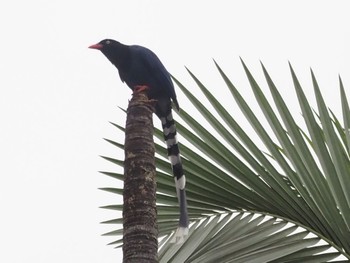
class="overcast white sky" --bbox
[1,1,349,262]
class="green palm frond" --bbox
[100,60,350,261]
[159,212,338,263]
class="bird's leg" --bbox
[133,85,150,93]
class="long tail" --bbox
[160,111,189,243]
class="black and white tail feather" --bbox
[160,110,189,244]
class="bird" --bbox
[89,39,189,243]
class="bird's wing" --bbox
[131,46,178,109]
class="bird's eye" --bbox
[106,40,111,44]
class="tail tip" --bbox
[170,226,189,244]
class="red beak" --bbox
[88,43,103,50]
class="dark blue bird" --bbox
[89,39,189,242]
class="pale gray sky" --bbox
[0,1,349,262]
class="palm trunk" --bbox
[123,91,158,263]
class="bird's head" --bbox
[89,39,129,68]
[88,39,119,51]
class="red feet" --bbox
[133,85,150,93]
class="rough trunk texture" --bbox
[123,91,158,263]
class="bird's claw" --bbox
[133,85,150,93]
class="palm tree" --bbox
[100,60,350,262]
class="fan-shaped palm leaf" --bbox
[100,60,350,261]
